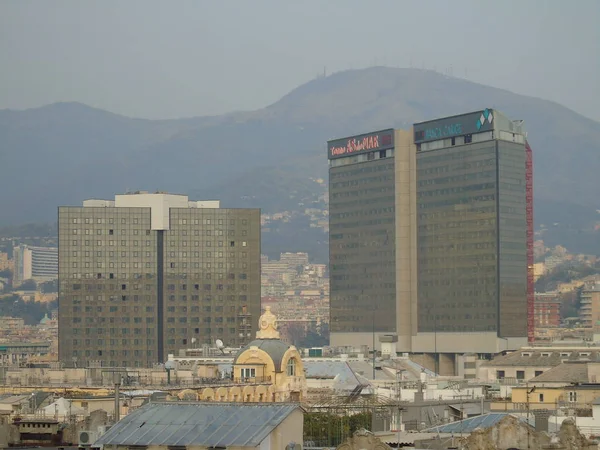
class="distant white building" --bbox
[13,244,58,285]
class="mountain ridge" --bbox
[0,67,598,260]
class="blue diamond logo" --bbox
[476,121,482,130]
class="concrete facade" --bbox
[58,192,261,368]
[394,129,418,352]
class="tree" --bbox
[0,295,57,324]
[303,411,372,447]
[19,279,37,291]
[284,323,305,347]
[39,279,58,293]
[0,269,11,279]
[300,329,329,348]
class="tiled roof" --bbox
[94,402,300,447]
[0,395,28,404]
[482,350,600,367]
[425,413,527,433]
[529,362,589,383]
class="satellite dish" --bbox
[164,360,175,370]
[215,339,225,355]
[191,338,196,344]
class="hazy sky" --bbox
[1,0,599,121]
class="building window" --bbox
[569,391,577,403]
[287,359,296,376]
[539,393,544,402]
[241,368,255,378]
[535,370,543,377]
[516,370,525,380]
[496,370,505,380]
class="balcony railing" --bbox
[192,376,272,386]
[496,377,527,386]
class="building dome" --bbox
[234,339,291,372]
[233,306,291,371]
[39,313,50,325]
[231,306,306,402]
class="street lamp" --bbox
[165,360,175,385]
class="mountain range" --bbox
[1,67,598,261]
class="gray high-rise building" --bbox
[328,109,533,368]
[58,192,260,368]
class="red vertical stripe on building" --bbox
[526,141,535,342]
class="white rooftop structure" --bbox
[82,191,220,230]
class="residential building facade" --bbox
[58,192,260,368]
[580,282,600,331]
[534,292,562,329]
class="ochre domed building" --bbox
[179,306,306,403]
[233,306,305,402]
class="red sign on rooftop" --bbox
[328,129,394,160]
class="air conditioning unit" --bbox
[79,430,99,446]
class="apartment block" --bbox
[58,192,260,368]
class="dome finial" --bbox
[256,306,279,339]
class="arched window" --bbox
[286,358,296,376]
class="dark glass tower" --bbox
[328,130,397,337]
[414,110,529,343]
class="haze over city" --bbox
[0,2,599,449]
[1,0,599,120]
